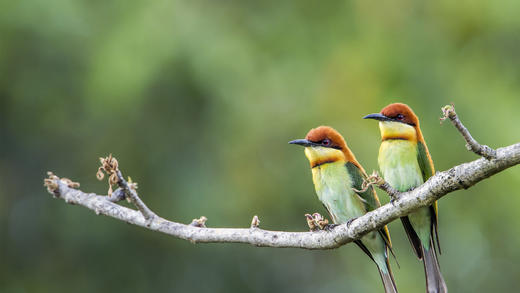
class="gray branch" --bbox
[441,104,497,159]
[115,170,157,222]
[44,143,520,249]
[43,104,519,249]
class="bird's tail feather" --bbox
[422,241,447,293]
[378,260,398,293]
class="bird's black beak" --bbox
[289,139,313,147]
[363,113,390,122]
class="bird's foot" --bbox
[324,224,338,231]
[346,217,358,227]
[389,187,413,205]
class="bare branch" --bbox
[115,170,157,222]
[377,181,400,199]
[44,142,520,249]
[441,104,497,159]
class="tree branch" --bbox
[441,104,497,159]
[43,105,520,250]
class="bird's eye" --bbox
[396,114,404,120]
[322,139,331,146]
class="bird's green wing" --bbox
[417,141,441,252]
[417,141,434,180]
[346,162,379,211]
[346,162,393,249]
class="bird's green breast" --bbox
[378,140,423,192]
[311,161,365,224]
[379,139,432,246]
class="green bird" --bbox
[290,126,398,293]
[364,103,447,293]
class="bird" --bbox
[290,126,398,293]
[364,103,447,293]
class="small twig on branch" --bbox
[190,216,208,228]
[353,171,400,199]
[96,154,157,222]
[44,171,80,195]
[250,215,260,228]
[116,170,156,222]
[374,178,400,200]
[441,104,497,159]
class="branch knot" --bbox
[250,215,260,228]
[190,216,207,228]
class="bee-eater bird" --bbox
[364,103,447,293]
[290,126,398,293]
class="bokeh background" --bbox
[1,1,520,292]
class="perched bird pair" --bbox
[290,103,446,293]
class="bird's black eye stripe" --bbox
[391,113,415,126]
[308,139,341,149]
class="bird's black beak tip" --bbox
[363,113,387,121]
[289,139,311,146]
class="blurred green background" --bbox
[1,0,520,292]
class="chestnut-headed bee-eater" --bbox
[290,126,398,293]
[364,103,447,293]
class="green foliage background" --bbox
[1,1,520,292]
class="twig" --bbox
[190,216,208,228]
[115,170,156,222]
[96,154,157,222]
[250,215,260,228]
[354,171,401,200]
[44,171,80,195]
[441,104,497,159]
[375,179,400,199]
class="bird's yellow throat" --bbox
[304,146,344,168]
[379,121,417,141]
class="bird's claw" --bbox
[346,217,358,227]
[388,187,411,205]
[324,224,338,231]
